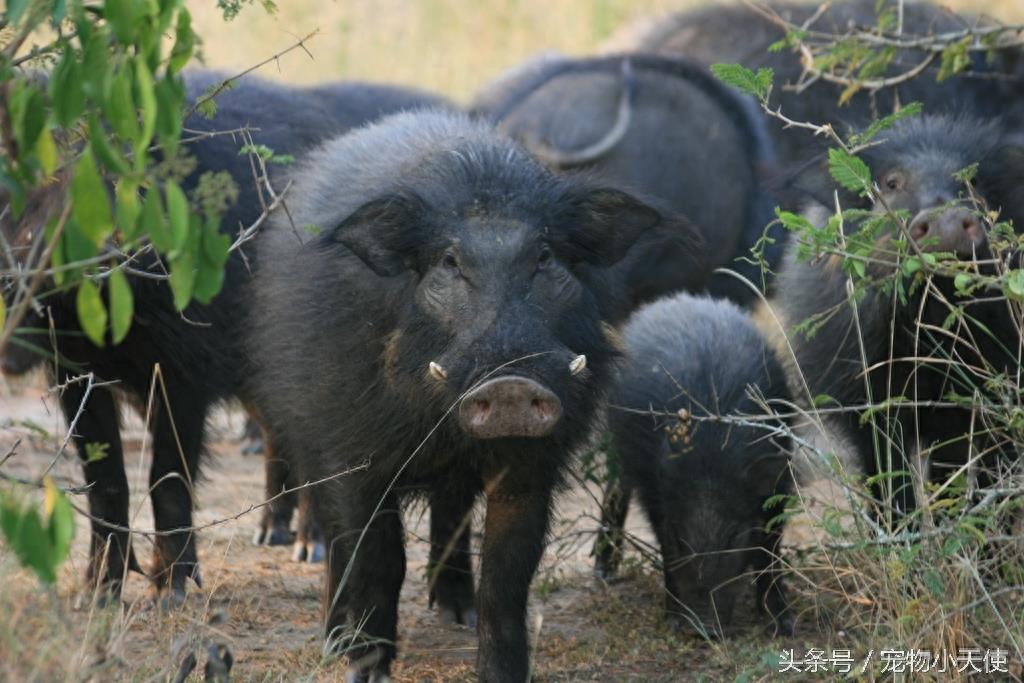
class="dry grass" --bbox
[4,1,1024,681]
[185,0,1024,102]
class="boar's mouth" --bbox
[457,375,563,439]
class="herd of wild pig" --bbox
[3,0,1024,680]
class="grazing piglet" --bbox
[595,293,794,637]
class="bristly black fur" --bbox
[776,114,1024,520]
[596,292,794,636]
[247,109,686,681]
[0,70,451,600]
[471,52,780,308]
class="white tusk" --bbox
[428,361,448,381]
[569,354,587,376]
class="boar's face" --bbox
[862,118,1024,260]
[661,452,788,637]
[334,184,663,443]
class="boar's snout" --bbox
[458,376,562,439]
[909,206,985,256]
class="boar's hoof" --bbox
[307,541,325,563]
[253,522,293,547]
[291,539,326,563]
[666,613,723,640]
[204,643,233,682]
[428,361,448,381]
[569,354,587,376]
[73,589,117,612]
[437,604,478,630]
[172,652,198,683]
[458,376,562,438]
[345,667,391,683]
[767,616,795,638]
[155,586,188,611]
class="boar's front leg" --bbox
[428,481,478,628]
[320,482,405,682]
[476,473,554,683]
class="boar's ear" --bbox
[554,187,662,267]
[333,192,426,277]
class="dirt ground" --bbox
[0,374,820,682]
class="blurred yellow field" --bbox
[187,0,1024,100]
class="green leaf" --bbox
[0,297,6,333]
[115,180,141,239]
[828,148,872,194]
[108,268,133,344]
[851,102,923,146]
[81,31,110,101]
[169,8,195,74]
[201,217,230,266]
[710,63,774,102]
[169,219,198,310]
[194,217,230,303]
[11,83,45,152]
[84,442,109,463]
[953,163,979,184]
[35,129,58,176]
[850,257,866,278]
[134,59,157,157]
[76,279,107,346]
[52,0,68,23]
[63,217,98,265]
[50,45,86,127]
[104,67,139,142]
[154,76,184,153]
[922,568,945,599]
[774,209,814,233]
[71,147,113,247]
[87,113,130,175]
[902,256,922,276]
[812,394,837,408]
[954,272,972,293]
[43,477,75,572]
[164,180,190,252]
[0,499,54,584]
[6,0,31,24]
[104,0,138,45]
[140,187,170,249]
[1004,270,1024,303]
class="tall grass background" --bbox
[187,0,1024,101]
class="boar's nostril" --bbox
[469,399,491,425]
[458,376,563,439]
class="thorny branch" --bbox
[184,29,319,120]
[744,0,1024,92]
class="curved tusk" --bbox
[569,354,587,376]
[428,361,448,381]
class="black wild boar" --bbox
[775,115,1024,519]
[247,110,698,682]
[0,71,451,601]
[609,0,1024,165]
[594,293,793,637]
[472,53,776,308]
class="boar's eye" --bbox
[884,171,905,192]
[537,246,553,269]
[442,250,461,275]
